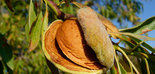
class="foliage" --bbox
[0,0,154,74]
[77,0,144,25]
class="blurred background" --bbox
[0,0,154,73]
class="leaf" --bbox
[0,34,12,63]
[0,21,10,34]
[119,63,127,74]
[29,12,43,51]
[122,32,155,41]
[113,32,155,53]
[144,58,150,74]
[72,2,84,8]
[46,0,61,16]
[111,33,148,53]
[119,56,133,73]
[0,34,13,71]
[25,0,37,40]
[1,61,12,74]
[128,55,142,73]
[42,1,48,37]
[110,31,153,53]
[61,3,77,15]
[110,65,117,74]
[114,54,121,74]
[120,16,155,34]
[129,36,155,53]
[114,45,140,74]
[6,56,14,70]
[141,43,155,53]
[113,34,136,48]
[110,32,155,41]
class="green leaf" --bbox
[110,65,117,74]
[0,22,10,34]
[112,32,153,53]
[46,0,61,16]
[114,45,140,74]
[0,34,12,63]
[42,2,48,37]
[114,54,121,74]
[111,32,155,41]
[114,34,136,48]
[111,33,148,53]
[25,0,37,40]
[0,34,13,71]
[120,16,155,34]
[129,36,155,53]
[61,4,77,15]
[144,58,150,74]
[119,63,127,74]
[29,12,43,51]
[141,43,155,53]
[6,56,14,70]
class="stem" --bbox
[114,45,140,74]
[129,62,133,74]
[144,58,150,74]
[139,52,148,58]
[45,0,61,16]
[72,2,84,8]
[131,41,144,52]
[114,52,122,74]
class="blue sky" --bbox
[112,0,155,47]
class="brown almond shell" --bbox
[42,20,104,74]
[56,19,104,70]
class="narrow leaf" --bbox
[119,63,127,74]
[6,57,14,70]
[42,1,48,37]
[144,58,150,74]
[111,33,147,53]
[129,36,155,53]
[114,53,121,74]
[25,0,37,40]
[29,12,43,51]
[46,0,61,16]
[61,3,77,15]
[0,34,13,70]
[110,32,155,41]
[112,33,136,48]
[114,45,140,74]
[0,34,13,63]
[120,16,155,34]
[110,65,117,74]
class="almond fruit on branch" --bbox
[43,7,115,73]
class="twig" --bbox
[114,45,140,74]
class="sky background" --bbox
[112,0,155,47]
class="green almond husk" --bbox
[77,7,115,69]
